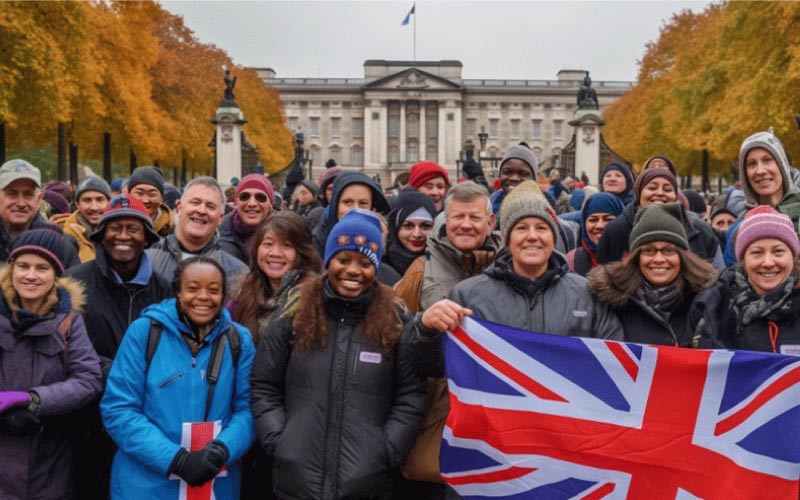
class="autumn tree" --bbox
[0,0,292,178]
[603,2,800,179]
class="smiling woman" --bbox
[692,206,800,353]
[250,208,427,500]
[588,203,717,346]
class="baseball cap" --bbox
[0,159,41,189]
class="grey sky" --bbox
[161,0,709,82]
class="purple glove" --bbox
[0,391,30,413]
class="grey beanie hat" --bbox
[629,202,688,252]
[76,176,111,201]
[738,130,792,206]
[499,180,558,244]
[128,166,165,195]
[500,145,539,177]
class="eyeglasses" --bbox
[640,245,679,257]
[238,192,269,203]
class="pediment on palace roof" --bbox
[363,68,462,91]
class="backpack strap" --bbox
[203,325,240,421]
[145,319,162,370]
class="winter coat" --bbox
[411,250,624,377]
[100,299,255,500]
[250,281,427,500]
[566,244,595,277]
[588,267,698,346]
[690,266,800,352]
[146,233,247,291]
[218,210,261,265]
[65,248,172,361]
[152,204,175,238]
[597,202,724,270]
[51,211,96,263]
[0,269,102,500]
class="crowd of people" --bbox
[0,128,798,499]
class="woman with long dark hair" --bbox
[251,209,427,500]
[230,211,321,344]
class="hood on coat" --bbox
[0,263,85,316]
[586,264,634,308]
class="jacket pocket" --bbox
[35,334,68,384]
[157,370,184,389]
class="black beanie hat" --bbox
[388,189,437,238]
[128,166,165,195]
[629,202,689,252]
[9,228,73,275]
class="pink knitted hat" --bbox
[735,205,800,260]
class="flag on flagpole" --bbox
[441,316,800,499]
[401,3,415,26]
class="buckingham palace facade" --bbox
[257,60,632,184]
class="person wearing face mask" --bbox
[692,206,800,352]
[566,192,625,276]
[101,256,255,500]
[384,190,437,276]
[597,168,723,269]
[588,203,717,345]
[250,209,427,500]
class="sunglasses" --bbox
[238,191,269,203]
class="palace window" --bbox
[330,118,341,137]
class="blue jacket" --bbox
[101,299,255,500]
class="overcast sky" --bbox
[161,0,710,82]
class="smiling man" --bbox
[65,194,171,500]
[146,176,246,291]
[0,159,80,266]
[218,173,275,264]
[126,166,175,237]
[489,145,538,221]
[51,176,111,262]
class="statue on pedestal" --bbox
[577,73,599,110]
[223,69,237,102]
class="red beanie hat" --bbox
[408,161,450,189]
[236,173,275,205]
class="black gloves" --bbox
[0,408,42,436]
[168,440,230,487]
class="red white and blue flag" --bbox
[401,3,415,26]
[441,317,800,499]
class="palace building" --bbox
[257,60,632,184]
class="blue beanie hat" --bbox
[324,208,384,270]
[580,192,625,249]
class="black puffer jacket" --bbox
[250,281,427,500]
[588,267,697,346]
[65,249,171,361]
[690,266,800,352]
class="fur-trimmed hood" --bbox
[0,263,85,316]
[586,264,635,308]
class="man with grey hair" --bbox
[147,176,246,289]
[0,159,79,267]
[393,181,502,498]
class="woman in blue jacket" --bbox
[101,256,255,500]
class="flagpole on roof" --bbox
[413,4,416,61]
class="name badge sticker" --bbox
[780,345,800,357]
[360,351,382,364]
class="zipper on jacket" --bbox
[159,370,184,388]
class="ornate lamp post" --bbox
[478,126,488,153]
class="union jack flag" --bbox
[441,317,800,499]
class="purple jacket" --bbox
[0,273,102,500]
